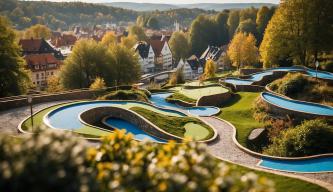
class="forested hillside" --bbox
[0,0,214,30]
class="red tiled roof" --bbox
[149,39,165,56]
[19,39,43,52]
[51,34,77,47]
[24,53,60,66]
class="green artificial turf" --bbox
[166,92,197,103]
[218,92,264,147]
[227,162,328,192]
[130,107,214,140]
[179,86,229,100]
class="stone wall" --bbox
[197,92,232,107]
[240,68,263,75]
[233,85,265,92]
[0,86,132,111]
[80,106,182,142]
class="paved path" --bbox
[0,100,70,134]
[201,116,333,189]
[0,101,333,190]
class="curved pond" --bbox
[188,107,220,116]
[262,92,333,116]
[104,117,165,142]
[223,66,333,86]
[45,100,185,130]
[259,157,333,173]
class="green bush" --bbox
[0,130,273,191]
[264,119,333,157]
[275,73,306,96]
[98,89,150,102]
[0,131,97,191]
[165,92,196,103]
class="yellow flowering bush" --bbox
[0,129,273,191]
[89,130,274,192]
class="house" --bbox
[176,55,204,80]
[19,38,63,59]
[23,53,62,90]
[199,45,229,70]
[149,39,173,71]
[133,42,155,74]
[50,33,77,58]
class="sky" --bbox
[28,0,279,4]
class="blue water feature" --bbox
[259,157,333,173]
[45,100,185,130]
[150,92,179,109]
[188,107,220,116]
[223,66,333,86]
[262,92,333,116]
[104,117,165,142]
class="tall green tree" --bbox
[128,25,147,41]
[169,31,190,64]
[236,18,257,37]
[146,17,159,30]
[0,16,30,97]
[215,12,229,45]
[108,44,140,85]
[23,24,51,39]
[227,10,240,39]
[60,39,112,89]
[239,7,258,22]
[256,6,274,44]
[260,0,333,67]
[189,15,218,56]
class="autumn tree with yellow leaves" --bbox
[227,32,259,69]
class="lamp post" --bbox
[315,60,319,80]
[27,95,33,132]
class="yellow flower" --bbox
[158,182,167,191]
[86,148,97,161]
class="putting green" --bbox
[179,86,229,100]
[184,81,215,87]
[184,122,211,140]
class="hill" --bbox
[104,2,277,11]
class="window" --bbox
[36,74,39,79]
[51,72,54,75]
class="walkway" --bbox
[201,116,333,189]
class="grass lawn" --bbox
[166,92,197,103]
[227,162,328,192]
[179,86,229,100]
[131,107,214,140]
[218,92,264,148]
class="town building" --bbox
[176,55,204,80]
[149,39,173,72]
[133,42,155,74]
[23,53,62,90]
[19,38,63,59]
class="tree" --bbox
[239,7,257,22]
[228,32,259,69]
[256,6,274,44]
[236,19,257,38]
[204,59,217,79]
[215,12,229,45]
[260,0,333,67]
[46,75,63,93]
[120,35,137,49]
[128,25,147,41]
[0,16,30,97]
[23,24,51,39]
[168,68,184,86]
[108,44,141,85]
[60,39,112,89]
[146,16,159,30]
[227,10,240,39]
[101,31,117,47]
[169,32,190,64]
[89,77,106,90]
[189,15,218,56]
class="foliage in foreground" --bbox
[264,119,333,157]
[0,130,274,191]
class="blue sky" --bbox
[30,0,279,4]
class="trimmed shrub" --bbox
[98,89,149,102]
[264,119,333,157]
